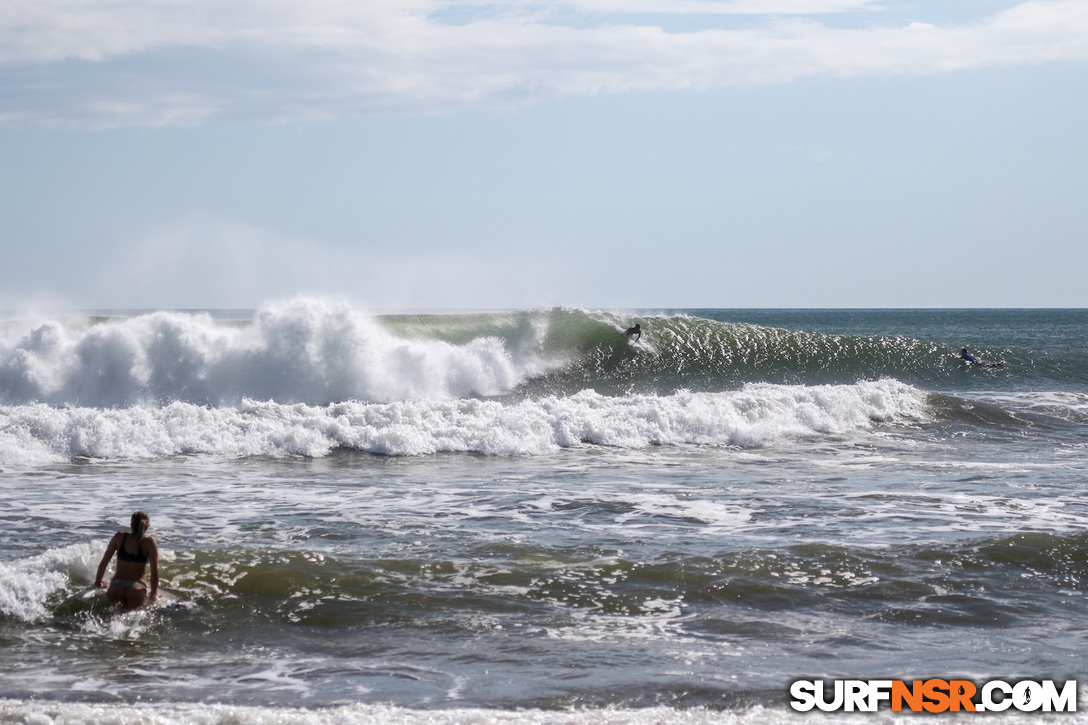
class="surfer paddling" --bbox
[94,511,159,611]
[625,324,642,342]
[959,347,1004,369]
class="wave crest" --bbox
[0,300,549,407]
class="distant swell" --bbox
[0,380,928,464]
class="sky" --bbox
[1,0,1087,310]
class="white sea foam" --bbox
[0,299,548,407]
[0,542,101,622]
[1,699,1086,725]
[0,380,928,465]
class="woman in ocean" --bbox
[94,511,159,611]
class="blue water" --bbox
[1,303,1086,724]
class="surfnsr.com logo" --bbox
[790,679,1077,713]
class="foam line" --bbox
[0,380,929,464]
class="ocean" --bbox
[1,301,1087,724]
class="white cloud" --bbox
[2,0,1087,125]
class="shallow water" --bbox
[1,305,1086,722]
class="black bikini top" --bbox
[116,533,148,564]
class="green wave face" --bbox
[431,309,1011,398]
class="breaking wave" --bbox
[0,301,1020,410]
[0,299,552,408]
[0,379,927,464]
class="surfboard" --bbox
[155,592,199,614]
[54,586,111,617]
[56,587,197,616]
[953,355,1005,370]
